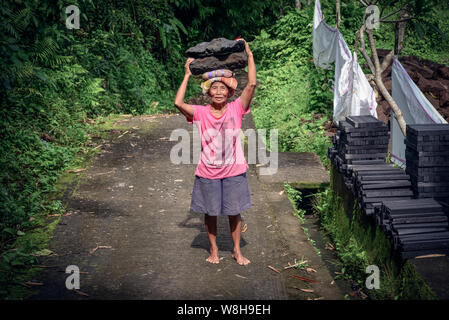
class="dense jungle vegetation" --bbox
[1,0,449,299]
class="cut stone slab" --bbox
[410,255,449,299]
[257,152,330,189]
[185,37,245,58]
[189,52,248,75]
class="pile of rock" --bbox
[373,49,449,124]
[186,38,248,76]
[405,123,449,202]
[377,198,449,260]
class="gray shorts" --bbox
[190,172,252,216]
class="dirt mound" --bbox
[373,49,449,124]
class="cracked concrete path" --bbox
[30,113,343,300]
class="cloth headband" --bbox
[201,77,238,94]
[201,69,237,94]
[202,69,234,80]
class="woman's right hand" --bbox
[185,58,194,77]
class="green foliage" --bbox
[317,0,449,64]
[171,0,289,43]
[0,0,197,298]
[284,183,306,221]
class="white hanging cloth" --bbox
[390,58,447,166]
[312,0,377,123]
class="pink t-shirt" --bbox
[187,97,250,179]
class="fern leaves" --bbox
[1,7,33,39]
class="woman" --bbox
[174,39,256,266]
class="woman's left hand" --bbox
[236,38,252,56]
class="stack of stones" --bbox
[350,164,413,216]
[377,198,449,259]
[328,115,413,216]
[328,115,390,179]
[405,124,449,203]
[328,117,449,259]
[186,38,247,76]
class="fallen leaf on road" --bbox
[267,265,280,274]
[415,254,446,259]
[89,245,112,255]
[174,179,183,182]
[307,297,324,300]
[325,242,335,251]
[235,274,247,279]
[241,224,248,233]
[330,280,335,285]
[279,190,284,195]
[23,281,44,286]
[68,168,86,173]
[117,130,129,139]
[284,259,309,270]
[31,249,54,256]
[74,289,89,297]
[291,274,320,283]
[359,290,368,300]
[300,288,314,293]
[306,267,317,273]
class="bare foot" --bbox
[206,248,220,264]
[232,252,250,266]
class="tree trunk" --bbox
[367,29,407,136]
[394,9,409,55]
[375,75,408,135]
[336,0,341,28]
[296,0,302,10]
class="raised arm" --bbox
[174,58,195,122]
[238,39,256,112]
